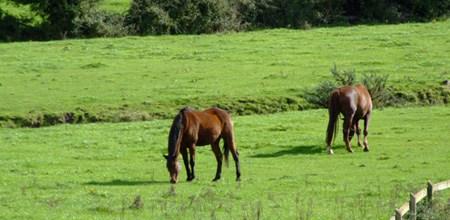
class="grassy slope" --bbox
[98,0,131,13]
[0,106,449,219]
[1,21,450,120]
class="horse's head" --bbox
[164,155,181,184]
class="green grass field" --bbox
[1,20,450,126]
[1,106,449,219]
[1,12,450,219]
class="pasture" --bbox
[1,20,450,126]
[98,0,132,13]
[1,106,449,219]
[1,12,450,219]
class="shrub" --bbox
[361,73,390,107]
[304,66,392,108]
[248,0,346,28]
[125,0,243,35]
[125,0,174,35]
[4,0,450,41]
[0,11,24,41]
[73,1,129,37]
[415,196,450,220]
[303,80,337,108]
[35,0,85,39]
[330,64,356,86]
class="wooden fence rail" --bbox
[390,180,450,220]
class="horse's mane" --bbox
[167,108,189,158]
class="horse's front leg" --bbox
[180,147,191,181]
[211,141,222,181]
[188,144,196,181]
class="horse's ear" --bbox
[163,154,169,160]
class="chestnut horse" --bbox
[326,84,372,154]
[164,107,241,183]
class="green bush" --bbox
[304,66,392,108]
[4,0,94,39]
[125,0,243,35]
[330,64,356,86]
[35,0,84,39]
[0,9,42,41]
[73,1,129,37]
[415,196,450,220]
[304,80,337,108]
[251,0,347,28]
[250,0,450,28]
[361,73,390,107]
[124,0,174,35]
[3,0,450,41]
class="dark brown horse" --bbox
[164,107,241,184]
[326,84,372,154]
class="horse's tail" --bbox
[223,142,230,167]
[326,90,340,146]
[167,108,186,157]
[222,115,235,167]
[222,127,232,167]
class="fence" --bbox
[390,180,450,220]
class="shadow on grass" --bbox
[84,179,166,186]
[251,144,346,157]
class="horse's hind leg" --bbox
[349,121,356,142]
[363,112,371,152]
[354,120,362,147]
[211,140,223,181]
[224,134,241,181]
[343,113,355,153]
[326,109,340,155]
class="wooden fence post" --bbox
[395,209,402,220]
[427,181,433,208]
[409,193,416,220]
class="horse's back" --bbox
[354,84,372,114]
[183,107,231,145]
[332,84,372,116]
[189,107,230,123]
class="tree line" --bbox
[1,0,450,41]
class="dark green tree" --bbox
[7,0,98,39]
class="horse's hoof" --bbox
[363,148,369,152]
[236,177,241,182]
[327,148,334,155]
[212,177,221,182]
[347,149,354,153]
